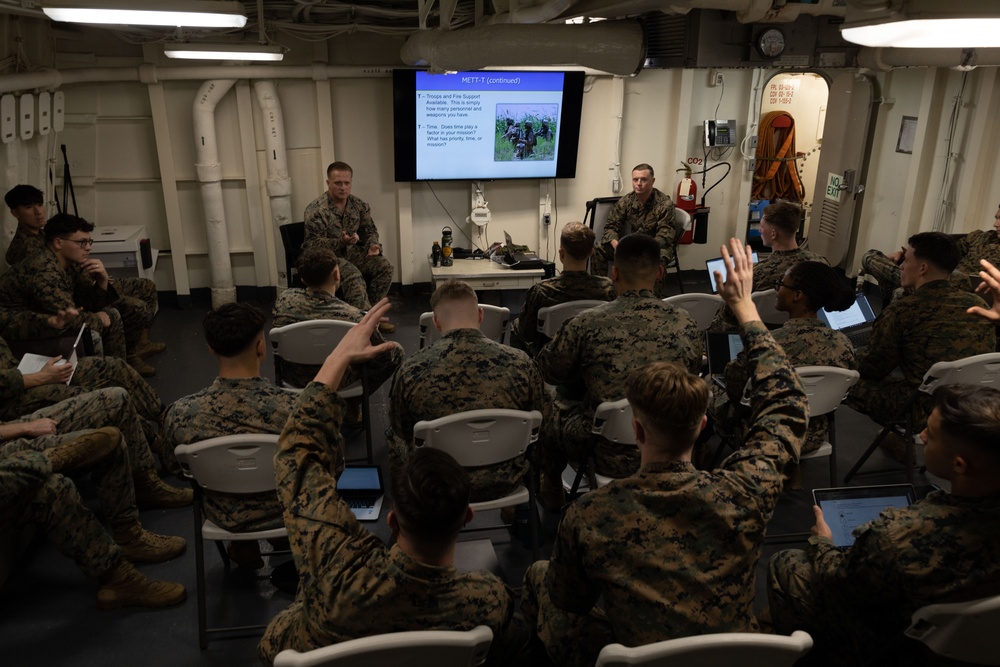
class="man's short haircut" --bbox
[5,184,42,210]
[632,163,654,177]
[202,302,266,357]
[390,447,471,546]
[762,200,802,236]
[560,222,596,261]
[327,161,353,177]
[614,233,660,281]
[296,246,339,288]
[932,384,1000,468]
[430,279,478,312]
[626,361,710,454]
[44,213,94,245]
[908,231,962,273]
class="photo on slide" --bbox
[495,104,558,162]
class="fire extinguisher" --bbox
[675,163,697,245]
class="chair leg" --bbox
[843,424,893,484]
[673,257,684,294]
[828,417,838,488]
[527,469,541,562]
[192,494,209,650]
[568,464,586,499]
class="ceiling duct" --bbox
[400,19,646,76]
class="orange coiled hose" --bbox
[752,110,804,201]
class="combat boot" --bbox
[134,329,166,358]
[128,355,156,377]
[378,321,396,334]
[133,469,193,510]
[113,523,187,563]
[97,559,186,610]
[537,471,566,513]
[44,427,121,473]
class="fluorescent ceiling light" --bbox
[164,43,284,61]
[42,1,247,28]
[842,0,1000,48]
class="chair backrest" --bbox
[413,409,542,467]
[795,366,861,418]
[918,352,1000,395]
[419,305,511,349]
[592,398,635,445]
[904,594,1000,664]
[273,625,494,667]
[174,434,280,495]
[595,631,813,667]
[674,207,692,235]
[663,293,724,331]
[537,300,606,338]
[750,289,789,326]
[269,319,356,366]
[585,196,623,243]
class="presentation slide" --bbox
[415,71,565,180]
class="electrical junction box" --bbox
[704,119,737,147]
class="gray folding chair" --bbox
[595,631,813,667]
[561,398,635,498]
[663,293,724,331]
[750,288,788,327]
[419,305,511,349]
[904,594,1000,665]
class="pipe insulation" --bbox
[252,79,294,289]
[193,79,237,308]
[401,20,646,76]
[858,48,1000,71]
[484,0,578,24]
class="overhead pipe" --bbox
[252,79,293,288]
[193,79,237,308]
[858,47,1000,71]
[484,0,578,24]
[552,0,844,23]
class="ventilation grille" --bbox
[642,12,694,68]
[817,198,841,239]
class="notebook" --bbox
[502,230,545,270]
[817,292,877,349]
[705,331,745,383]
[706,253,760,293]
[812,484,917,549]
[16,324,87,385]
[338,465,385,522]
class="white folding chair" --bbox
[561,398,635,498]
[174,434,285,649]
[750,289,788,326]
[595,631,813,667]
[904,594,1000,665]
[413,409,542,560]
[419,305,511,349]
[273,625,494,667]
[536,300,606,338]
[845,352,1000,484]
[796,366,861,486]
[269,320,373,463]
[663,293,724,331]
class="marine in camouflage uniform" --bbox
[592,188,678,296]
[157,376,293,532]
[846,280,996,426]
[710,248,829,331]
[719,317,856,454]
[508,271,615,357]
[304,192,393,308]
[387,328,550,502]
[271,288,403,391]
[259,382,529,666]
[768,490,1000,665]
[523,321,808,667]
[536,290,701,478]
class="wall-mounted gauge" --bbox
[756,28,786,59]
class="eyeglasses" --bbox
[60,237,94,248]
[774,279,798,291]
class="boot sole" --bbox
[96,588,187,611]
[120,545,187,564]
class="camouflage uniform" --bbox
[259,382,529,666]
[1,449,121,579]
[862,249,972,304]
[0,248,127,358]
[509,271,615,356]
[592,189,678,296]
[536,290,701,478]
[846,280,996,427]
[271,288,403,391]
[523,321,808,667]
[304,192,394,307]
[768,490,1000,665]
[4,225,43,266]
[388,328,549,502]
[157,377,293,532]
[720,317,856,454]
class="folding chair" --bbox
[904,594,1000,665]
[269,320,373,463]
[536,299,606,338]
[273,625,494,667]
[561,398,635,499]
[174,434,286,649]
[663,293,724,331]
[665,208,690,294]
[844,352,1000,484]
[413,409,542,560]
[595,631,813,667]
[419,305,510,349]
[279,221,305,288]
[750,289,788,327]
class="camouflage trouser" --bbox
[521,561,614,667]
[115,277,158,315]
[97,307,127,360]
[345,247,394,305]
[846,377,929,432]
[2,451,120,579]
[1,428,138,532]
[277,340,404,392]
[204,490,283,533]
[861,250,902,300]
[592,242,675,297]
[336,258,371,312]
[539,399,639,480]
[110,296,151,354]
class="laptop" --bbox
[706,253,759,293]
[338,465,385,522]
[812,484,917,550]
[16,324,87,385]
[705,331,745,388]
[502,230,545,270]
[817,292,878,349]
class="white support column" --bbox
[235,80,274,288]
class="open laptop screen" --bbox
[818,293,876,331]
[812,484,916,548]
[706,253,759,293]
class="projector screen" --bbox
[393,69,584,182]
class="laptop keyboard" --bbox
[847,329,871,348]
[346,499,374,511]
